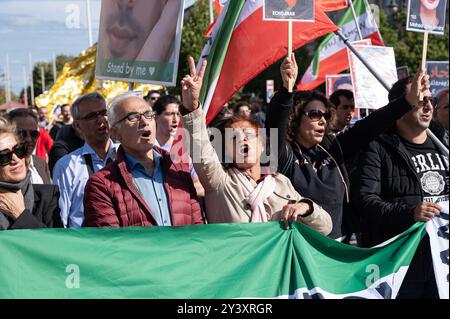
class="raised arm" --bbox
[266,54,297,175]
[180,57,228,191]
[336,68,431,160]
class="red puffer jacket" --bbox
[83,146,204,227]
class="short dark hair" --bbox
[388,76,413,102]
[145,90,162,101]
[333,76,352,91]
[153,95,181,115]
[234,101,251,113]
[7,108,39,124]
[330,89,354,108]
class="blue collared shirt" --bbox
[52,141,118,228]
[125,150,172,226]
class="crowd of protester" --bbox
[0,56,448,299]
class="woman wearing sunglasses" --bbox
[0,117,62,230]
[267,55,430,240]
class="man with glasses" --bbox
[52,92,118,228]
[7,109,52,184]
[83,92,204,227]
[330,89,355,134]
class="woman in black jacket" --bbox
[266,55,430,240]
[0,117,62,230]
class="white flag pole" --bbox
[86,0,93,46]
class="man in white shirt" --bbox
[52,92,117,228]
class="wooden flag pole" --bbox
[419,32,429,101]
[288,20,293,93]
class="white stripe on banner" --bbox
[240,267,409,299]
[426,199,449,299]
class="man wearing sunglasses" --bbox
[52,92,118,228]
[7,109,52,185]
[83,92,204,227]
[357,76,448,299]
[144,90,161,107]
[267,55,432,242]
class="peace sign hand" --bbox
[181,56,208,111]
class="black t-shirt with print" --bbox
[401,136,449,202]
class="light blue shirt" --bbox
[125,150,172,226]
[52,141,118,228]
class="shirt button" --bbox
[158,198,162,202]
[245,203,251,210]
[286,195,291,199]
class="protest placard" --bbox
[263,0,315,22]
[406,0,447,35]
[426,61,449,97]
[348,45,398,109]
[95,0,184,86]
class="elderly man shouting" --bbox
[83,92,204,227]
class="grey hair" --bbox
[71,92,106,120]
[107,91,148,128]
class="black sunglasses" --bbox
[301,109,332,121]
[0,143,28,166]
[78,109,108,121]
[114,110,157,126]
[18,129,40,139]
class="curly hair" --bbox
[287,90,335,144]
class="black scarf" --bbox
[0,172,34,230]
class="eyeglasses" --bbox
[0,143,28,166]
[150,96,160,101]
[114,110,157,126]
[230,128,257,140]
[301,109,332,121]
[18,129,40,139]
[78,109,108,121]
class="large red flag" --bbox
[200,0,338,124]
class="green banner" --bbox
[96,59,174,83]
[0,222,426,299]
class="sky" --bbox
[0,0,196,95]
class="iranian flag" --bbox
[199,0,338,124]
[318,0,349,12]
[298,0,384,90]
[0,221,446,298]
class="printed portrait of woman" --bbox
[407,0,447,34]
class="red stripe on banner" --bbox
[205,5,337,124]
[317,0,349,12]
[297,31,384,91]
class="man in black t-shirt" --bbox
[357,72,448,299]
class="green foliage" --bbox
[379,10,449,73]
[168,0,210,95]
[19,54,72,106]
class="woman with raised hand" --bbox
[179,57,332,235]
[266,54,431,240]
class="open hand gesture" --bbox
[181,56,207,111]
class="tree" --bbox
[169,0,210,96]
[19,54,73,106]
[379,10,449,74]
